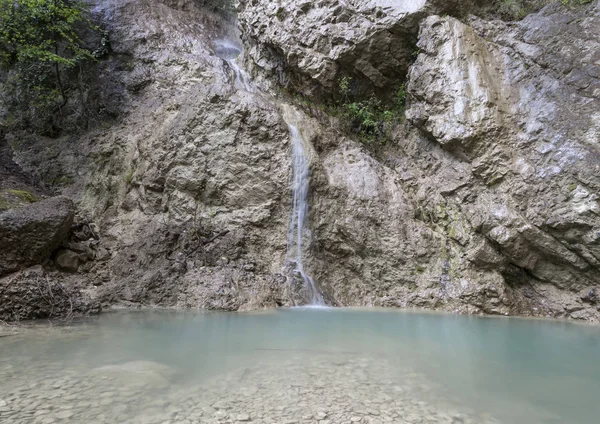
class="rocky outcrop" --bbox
[0,197,75,276]
[2,0,599,323]
[238,0,470,99]
[238,0,600,320]
[0,137,45,212]
[402,2,600,320]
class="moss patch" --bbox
[7,189,39,203]
[124,168,135,185]
[0,195,11,211]
[415,265,427,274]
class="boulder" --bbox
[0,196,75,276]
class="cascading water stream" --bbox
[285,124,324,306]
[214,34,323,305]
[213,39,253,92]
[227,59,253,92]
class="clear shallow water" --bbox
[1,308,599,424]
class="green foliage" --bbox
[0,0,95,132]
[337,77,407,144]
[0,0,92,68]
[560,0,593,5]
[338,76,351,100]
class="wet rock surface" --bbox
[235,0,600,321]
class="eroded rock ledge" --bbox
[238,0,470,99]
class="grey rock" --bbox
[0,197,74,276]
[404,4,600,318]
[238,0,470,99]
[55,250,81,273]
[2,0,599,323]
[55,410,74,419]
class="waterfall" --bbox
[226,59,253,92]
[213,39,253,92]
[213,35,323,305]
[285,123,324,306]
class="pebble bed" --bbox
[0,327,498,424]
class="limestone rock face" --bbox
[236,0,600,320]
[402,3,600,319]
[238,0,468,99]
[3,0,600,322]
[0,197,75,276]
[1,0,304,313]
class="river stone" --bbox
[0,196,74,276]
[55,410,73,419]
[90,361,175,389]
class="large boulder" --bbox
[238,0,470,100]
[0,196,75,276]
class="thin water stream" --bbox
[214,36,323,304]
[284,123,324,305]
[1,309,599,424]
[213,39,254,92]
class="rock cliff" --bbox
[1,0,599,322]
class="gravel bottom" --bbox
[0,349,499,424]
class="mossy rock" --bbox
[7,189,39,203]
[0,195,11,211]
[0,189,40,212]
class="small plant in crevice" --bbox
[336,76,407,145]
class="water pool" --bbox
[1,308,599,424]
